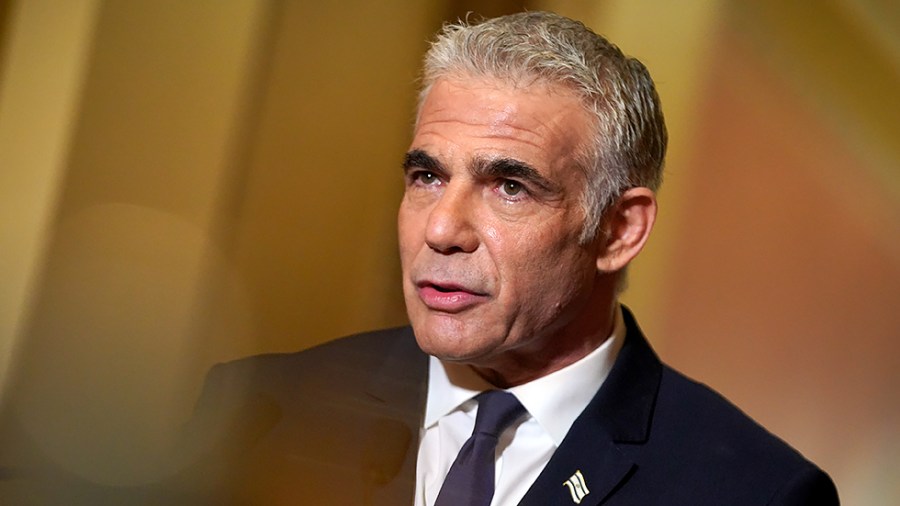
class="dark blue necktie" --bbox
[434,390,526,506]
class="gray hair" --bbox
[418,11,667,243]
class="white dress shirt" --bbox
[414,307,626,506]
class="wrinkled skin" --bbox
[398,77,619,387]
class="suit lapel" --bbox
[519,430,634,506]
[520,307,662,505]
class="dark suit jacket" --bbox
[174,309,838,505]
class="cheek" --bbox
[483,223,502,244]
[497,230,594,301]
[397,205,423,260]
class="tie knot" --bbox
[473,390,526,437]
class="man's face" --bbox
[398,77,609,384]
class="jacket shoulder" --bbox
[174,326,424,503]
[195,326,420,407]
[642,366,839,504]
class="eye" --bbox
[411,171,440,186]
[499,179,524,197]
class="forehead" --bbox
[413,77,592,170]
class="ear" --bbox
[595,187,657,273]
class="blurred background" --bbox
[0,0,897,503]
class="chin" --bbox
[411,318,487,362]
[412,325,463,359]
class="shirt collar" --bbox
[423,305,626,446]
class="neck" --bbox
[472,287,619,388]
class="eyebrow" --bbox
[472,157,559,194]
[402,149,561,195]
[403,149,445,174]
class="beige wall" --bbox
[0,0,440,487]
[0,0,101,414]
[1,0,897,502]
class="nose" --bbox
[424,184,479,254]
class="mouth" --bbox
[415,280,488,313]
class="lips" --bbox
[416,280,488,313]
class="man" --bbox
[178,11,838,505]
